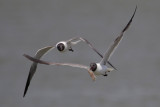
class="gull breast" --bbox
[94,63,108,75]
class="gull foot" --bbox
[103,74,108,76]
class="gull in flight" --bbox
[23,36,117,97]
[23,6,137,97]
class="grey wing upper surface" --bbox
[23,54,96,81]
[23,46,54,97]
[100,6,137,65]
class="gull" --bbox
[23,36,117,97]
[23,6,137,95]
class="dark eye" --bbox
[57,43,65,51]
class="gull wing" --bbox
[69,37,117,70]
[23,46,54,97]
[66,37,103,58]
[23,54,96,81]
[100,6,137,65]
[79,37,103,58]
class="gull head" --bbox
[90,63,97,72]
[56,43,65,51]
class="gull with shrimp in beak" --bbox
[23,6,137,96]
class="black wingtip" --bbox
[23,54,30,97]
[107,61,117,71]
[23,54,38,97]
[23,81,29,97]
[122,5,137,33]
[23,73,31,97]
[23,88,27,97]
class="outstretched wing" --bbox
[23,46,54,97]
[68,37,117,70]
[23,54,96,81]
[67,37,103,58]
[100,6,137,65]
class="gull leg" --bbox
[103,72,108,76]
[68,47,74,52]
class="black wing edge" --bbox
[122,5,137,33]
[23,71,34,97]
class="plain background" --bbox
[1,0,160,107]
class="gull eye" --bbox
[57,43,65,51]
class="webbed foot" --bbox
[103,74,108,76]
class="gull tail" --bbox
[107,68,114,72]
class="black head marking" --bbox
[90,63,97,72]
[57,43,65,51]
